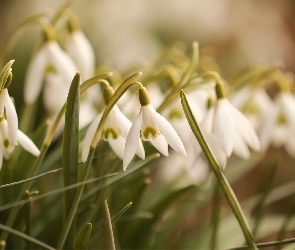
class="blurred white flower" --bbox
[230,86,274,132]
[202,83,260,160]
[124,98,186,171]
[66,30,95,81]
[0,88,18,146]
[0,117,40,170]
[260,91,295,157]
[24,40,77,113]
[81,105,145,163]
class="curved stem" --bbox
[180,90,257,250]
[230,237,295,250]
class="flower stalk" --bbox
[180,89,257,250]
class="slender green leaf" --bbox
[180,90,257,249]
[74,223,92,249]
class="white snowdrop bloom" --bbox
[123,87,186,171]
[196,105,228,169]
[24,40,77,108]
[205,83,260,159]
[0,118,40,170]
[230,86,274,132]
[66,30,95,81]
[0,88,18,146]
[81,105,145,163]
[260,91,295,157]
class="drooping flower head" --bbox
[81,85,145,162]
[24,24,77,115]
[205,80,260,159]
[123,86,186,171]
[0,62,40,169]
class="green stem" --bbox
[0,168,62,189]
[230,237,295,250]
[0,223,55,250]
[180,90,257,250]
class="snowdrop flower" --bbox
[24,30,77,114]
[0,117,40,170]
[204,82,260,159]
[260,91,295,157]
[81,86,145,162]
[0,70,18,147]
[66,29,95,81]
[230,86,274,132]
[123,87,186,171]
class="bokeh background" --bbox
[1,0,295,73]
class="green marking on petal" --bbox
[276,112,286,125]
[242,103,260,115]
[4,138,9,148]
[168,109,183,119]
[103,128,119,140]
[45,64,57,73]
[142,126,157,140]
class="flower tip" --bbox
[192,41,199,48]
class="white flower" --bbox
[211,98,260,158]
[24,40,77,111]
[66,30,95,81]
[0,88,18,146]
[0,118,40,170]
[81,105,145,162]
[259,91,295,156]
[123,103,186,171]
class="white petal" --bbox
[150,134,169,156]
[47,41,77,87]
[17,130,40,156]
[233,132,250,159]
[123,112,142,171]
[5,92,18,146]
[151,106,186,156]
[113,105,132,138]
[213,99,235,157]
[81,114,102,162]
[200,106,215,133]
[108,136,126,159]
[135,140,145,159]
[66,30,95,80]
[205,133,227,170]
[44,73,69,115]
[229,103,260,151]
[0,132,3,170]
[259,106,278,152]
[112,105,145,159]
[0,89,7,115]
[24,44,48,104]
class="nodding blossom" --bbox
[0,68,40,170]
[81,85,145,163]
[24,37,77,115]
[202,82,260,160]
[123,87,186,171]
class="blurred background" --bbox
[1,0,295,73]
